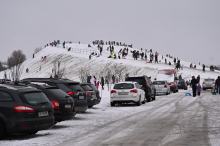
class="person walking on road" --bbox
[191,76,197,97]
[197,83,201,96]
[101,76,105,90]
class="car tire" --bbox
[0,121,5,139]
[25,130,38,135]
[88,105,94,108]
[110,102,115,107]
[136,99,141,106]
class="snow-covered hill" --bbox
[0,42,219,83]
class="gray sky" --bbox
[0,0,219,65]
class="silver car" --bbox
[153,81,171,95]
[202,78,215,90]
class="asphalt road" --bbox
[59,92,220,146]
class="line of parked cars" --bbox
[110,76,156,106]
[0,78,101,139]
[110,75,190,106]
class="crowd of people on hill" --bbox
[92,40,133,48]
[37,40,220,74]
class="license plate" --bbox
[79,96,84,100]
[118,92,128,95]
[65,104,72,109]
[38,111,49,117]
[92,95,97,99]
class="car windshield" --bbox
[204,79,214,82]
[64,83,84,92]
[126,78,145,86]
[47,88,69,99]
[22,92,50,106]
[114,83,134,89]
[153,81,165,85]
[88,84,98,91]
[81,85,93,91]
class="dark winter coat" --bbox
[191,78,198,88]
[215,78,220,87]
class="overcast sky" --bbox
[0,0,219,65]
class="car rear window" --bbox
[22,92,50,106]
[204,79,214,82]
[81,85,93,91]
[47,88,69,99]
[126,78,145,86]
[88,84,98,91]
[114,83,134,89]
[64,83,84,92]
[153,81,165,85]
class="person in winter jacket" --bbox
[101,77,105,90]
[215,76,220,94]
[191,76,198,97]
[197,75,200,84]
[197,83,201,96]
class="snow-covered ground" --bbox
[0,85,220,146]
[0,42,220,146]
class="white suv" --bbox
[110,82,145,106]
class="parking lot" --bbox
[1,88,220,146]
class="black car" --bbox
[86,83,101,104]
[80,83,98,108]
[125,76,156,102]
[0,83,54,138]
[27,83,75,122]
[177,79,188,90]
[22,78,88,113]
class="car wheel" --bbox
[152,91,156,100]
[0,121,5,139]
[136,99,141,106]
[25,130,38,135]
[110,102,115,107]
[88,105,94,108]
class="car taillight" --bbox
[67,91,76,96]
[111,90,117,94]
[51,100,59,110]
[14,106,35,113]
[86,92,92,96]
[130,89,138,93]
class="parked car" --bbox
[85,83,101,104]
[177,79,188,90]
[202,78,215,90]
[125,76,156,102]
[110,82,145,106]
[80,83,97,108]
[27,82,75,122]
[0,83,54,138]
[168,81,179,93]
[22,78,88,113]
[153,81,170,95]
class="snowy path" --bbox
[1,91,220,146]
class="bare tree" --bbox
[7,50,26,81]
[78,66,90,82]
[52,59,66,79]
